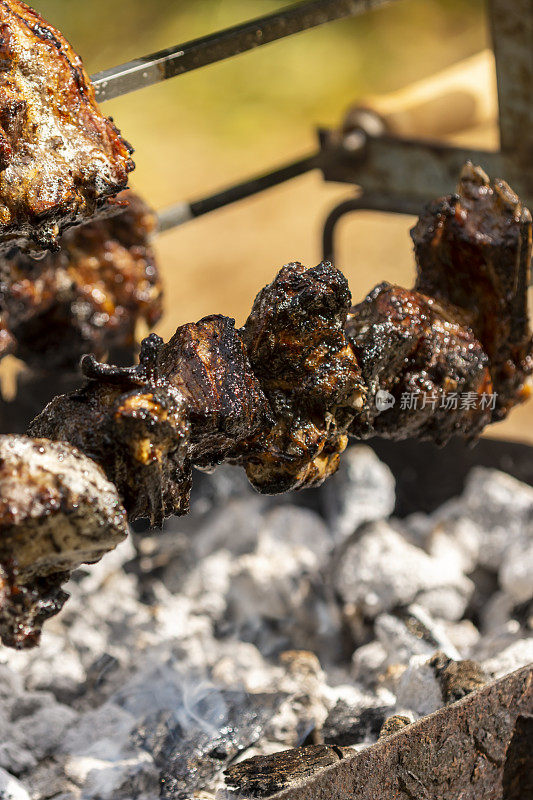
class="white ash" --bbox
[0,446,531,799]
[322,445,396,541]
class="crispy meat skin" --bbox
[0,190,162,369]
[30,263,362,520]
[0,0,134,253]
[0,434,127,647]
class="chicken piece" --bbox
[346,283,493,444]
[240,262,364,493]
[0,190,162,370]
[0,0,134,254]
[0,434,128,648]
[411,162,532,420]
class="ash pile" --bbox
[0,445,532,800]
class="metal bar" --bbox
[320,133,513,202]
[322,192,424,262]
[91,0,395,102]
[241,665,532,800]
[158,153,319,233]
[489,0,533,173]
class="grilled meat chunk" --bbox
[411,162,532,420]
[240,262,364,493]
[29,263,362,518]
[346,283,493,444]
[0,0,134,254]
[160,314,271,470]
[0,434,127,648]
[29,334,192,526]
[0,190,162,370]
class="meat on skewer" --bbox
[1,164,531,649]
[0,0,134,254]
[0,190,163,370]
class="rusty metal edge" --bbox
[262,664,533,800]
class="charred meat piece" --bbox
[29,263,360,521]
[29,334,192,527]
[0,190,162,370]
[412,163,532,420]
[346,283,493,444]
[0,434,128,648]
[0,0,134,254]
[240,262,364,493]
[160,314,271,470]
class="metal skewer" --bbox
[91,0,394,102]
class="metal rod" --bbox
[322,193,425,262]
[91,0,395,102]
[157,153,319,233]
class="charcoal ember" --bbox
[240,262,364,494]
[412,162,533,420]
[333,520,472,619]
[482,639,533,680]
[131,690,285,800]
[0,435,128,648]
[0,1,133,255]
[378,714,412,739]
[351,641,388,686]
[499,532,533,605]
[432,467,533,573]
[346,282,493,444]
[375,606,459,668]
[321,700,390,746]
[225,507,341,657]
[224,743,350,798]
[0,672,76,775]
[59,701,158,800]
[0,768,30,800]
[428,652,487,703]
[394,655,444,718]
[0,190,162,371]
[322,445,396,542]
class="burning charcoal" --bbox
[333,520,472,619]
[226,506,340,656]
[351,641,388,686]
[322,445,396,542]
[375,606,459,667]
[428,652,487,703]
[499,533,533,605]
[0,435,128,648]
[322,700,390,746]
[433,468,533,571]
[224,743,350,798]
[482,639,533,680]
[134,691,285,800]
[378,714,412,739]
[0,768,30,800]
[394,655,444,718]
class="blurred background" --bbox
[27,0,533,441]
